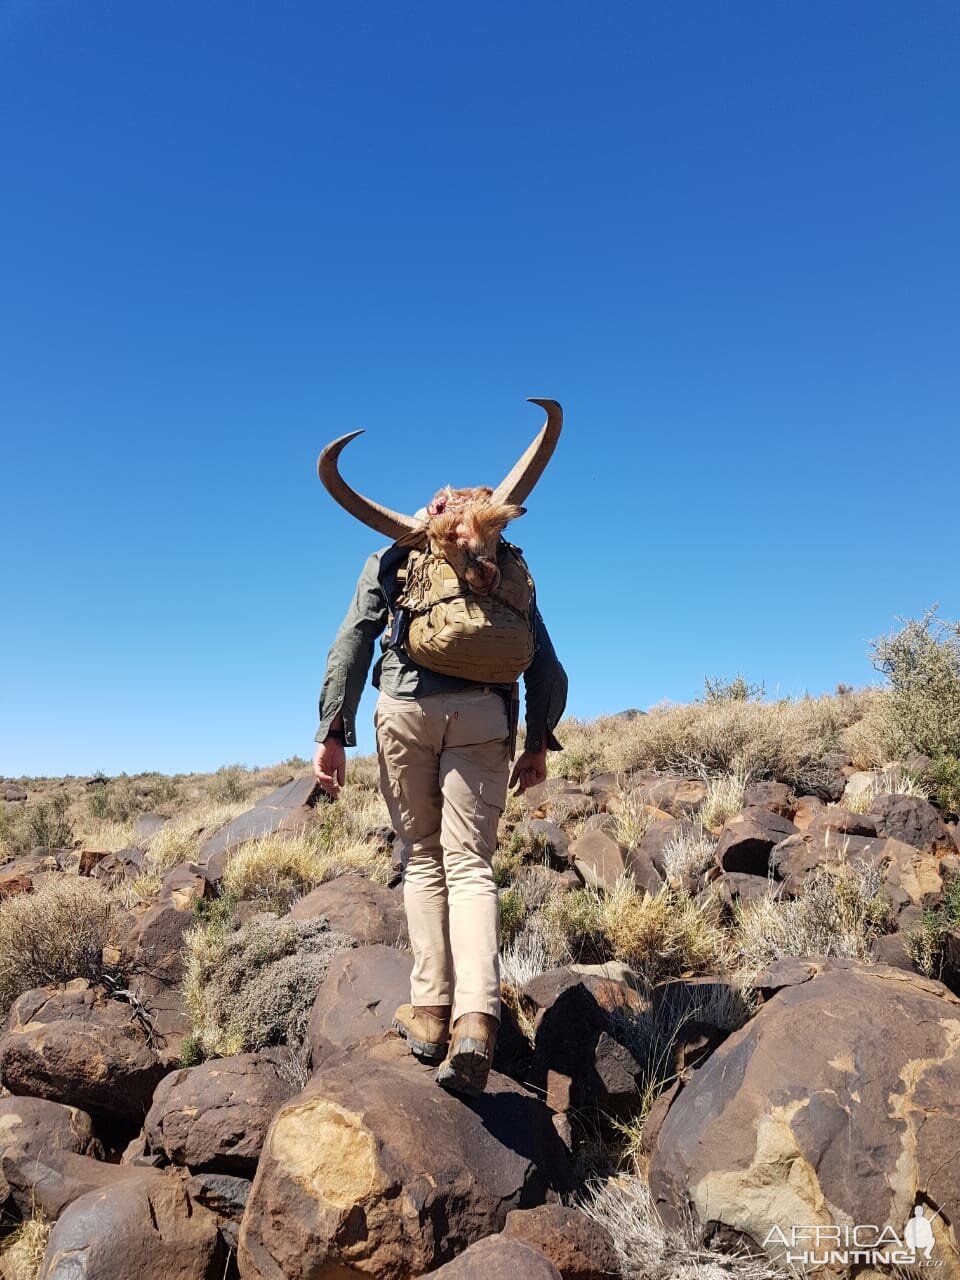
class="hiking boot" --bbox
[392,1004,450,1063]
[435,1013,499,1097]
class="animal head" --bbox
[317,398,561,594]
[419,485,524,594]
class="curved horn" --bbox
[490,398,563,506]
[317,430,420,540]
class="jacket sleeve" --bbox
[522,606,568,753]
[315,551,388,748]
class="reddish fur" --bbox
[421,486,524,594]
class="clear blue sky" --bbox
[1,2,958,776]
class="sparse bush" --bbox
[492,847,522,887]
[547,718,610,782]
[731,860,892,975]
[539,887,606,962]
[906,911,945,979]
[209,765,248,803]
[498,887,527,946]
[609,976,756,1134]
[903,870,960,978]
[27,795,74,851]
[506,824,552,862]
[702,673,765,703]
[929,754,960,818]
[500,914,559,989]
[182,913,354,1059]
[549,695,857,794]
[844,766,930,813]
[0,877,119,1018]
[869,607,960,760]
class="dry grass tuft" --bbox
[550,695,861,793]
[612,788,654,850]
[0,1211,51,1280]
[223,828,389,912]
[580,1174,793,1280]
[730,856,892,977]
[600,879,726,984]
[700,771,746,830]
[660,825,716,882]
[0,877,120,1019]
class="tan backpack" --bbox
[392,540,535,683]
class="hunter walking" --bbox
[312,398,568,1096]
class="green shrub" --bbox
[869,607,960,760]
[27,795,74,850]
[702,673,765,703]
[929,754,960,818]
[499,887,527,945]
[209,765,248,803]
[182,913,354,1058]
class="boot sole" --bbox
[435,1038,491,1098]
[391,1018,447,1063]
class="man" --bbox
[312,399,567,1097]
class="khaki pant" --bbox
[375,686,509,1022]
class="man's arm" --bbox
[313,551,388,795]
[510,605,568,792]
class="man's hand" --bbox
[509,748,548,794]
[313,737,346,799]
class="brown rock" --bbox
[712,870,780,909]
[0,1097,108,1219]
[237,1035,572,1279]
[307,944,413,1067]
[867,793,955,853]
[582,771,623,809]
[637,776,707,816]
[504,1203,619,1280]
[510,819,571,866]
[791,795,826,831]
[39,1170,224,1279]
[632,817,698,876]
[623,846,665,895]
[523,778,587,819]
[145,1049,295,1174]
[569,829,630,892]
[809,807,878,837]
[199,777,323,865]
[0,850,58,898]
[714,810,797,876]
[430,1234,562,1278]
[648,961,960,1266]
[873,931,917,971]
[0,980,165,1125]
[120,902,194,1061]
[741,781,796,817]
[92,846,144,886]
[159,861,214,910]
[132,812,170,846]
[287,872,408,945]
[769,830,884,897]
[521,967,643,1116]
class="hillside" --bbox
[2,614,960,1277]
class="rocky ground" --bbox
[2,693,960,1278]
